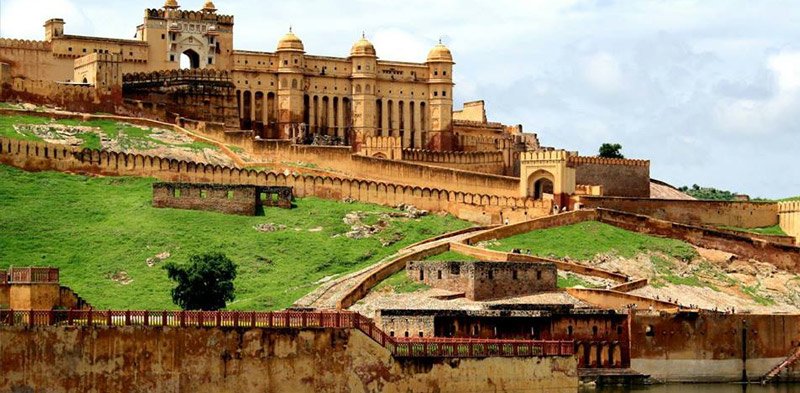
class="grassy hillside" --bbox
[0,164,470,310]
[488,221,697,261]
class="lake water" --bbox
[586,385,800,393]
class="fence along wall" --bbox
[0,138,550,225]
[780,202,800,245]
[580,196,779,229]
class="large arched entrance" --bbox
[181,49,201,69]
[527,170,556,200]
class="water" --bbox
[586,384,800,393]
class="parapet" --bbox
[779,201,800,213]
[568,156,650,167]
[520,150,574,163]
[0,38,49,50]
[6,267,60,284]
[144,8,234,24]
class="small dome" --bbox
[202,1,217,12]
[350,35,376,57]
[277,29,304,52]
[164,0,180,9]
[427,42,453,63]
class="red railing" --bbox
[8,267,59,283]
[0,309,574,359]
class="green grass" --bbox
[424,250,479,261]
[720,225,787,236]
[741,284,775,306]
[781,196,800,202]
[0,114,212,152]
[650,256,707,289]
[374,270,430,293]
[558,273,600,289]
[228,145,245,154]
[0,164,470,310]
[490,221,698,261]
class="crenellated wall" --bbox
[780,202,800,245]
[402,148,506,175]
[0,138,550,225]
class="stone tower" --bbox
[138,0,234,71]
[426,41,454,150]
[43,19,65,42]
[350,34,378,150]
[276,29,306,139]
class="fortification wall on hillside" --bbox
[402,148,506,175]
[570,156,650,198]
[0,138,550,225]
[0,324,578,393]
[580,196,779,229]
[780,202,800,245]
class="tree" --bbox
[598,143,624,159]
[164,252,237,310]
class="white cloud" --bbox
[584,52,624,94]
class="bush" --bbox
[164,252,238,311]
[598,143,624,159]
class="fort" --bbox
[1,1,800,392]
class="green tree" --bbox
[164,252,237,310]
[598,143,624,159]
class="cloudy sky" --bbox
[1,0,798,198]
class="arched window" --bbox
[291,79,298,89]
[180,49,200,69]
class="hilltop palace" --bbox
[0,0,662,213]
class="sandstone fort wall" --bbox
[0,325,578,393]
[580,196,779,229]
[402,148,506,175]
[631,312,800,382]
[780,201,800,245]
[0,138,550,225]
[570,156,650,198]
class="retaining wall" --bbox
[581,196,779,229]
[780,201,800,245]
[0,325,578,393]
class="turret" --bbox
[275,28,306,139]
[44,18,65,42]
[202,1,217,13]
[426,40,454,150]
[350,33,378,144]
[163,0,180,9]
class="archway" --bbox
[527,170,555,200]
[181,49,200,69]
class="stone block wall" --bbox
[407,261,557,301]
[153,182,259,216]
[570,156,650,198]
[780,201,800,245]
[581,196,780,229]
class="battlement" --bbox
[0,38,49,50]
[364,136,401,149]
[568,156,650,167]
[123,69,233,84]
[7,267,60,284]
[402,149,504,164]
[454,119,504,129]
[145,8,234,25]
[520,150,574,162]
[780,201,800,213]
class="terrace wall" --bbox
[780,201,800,245]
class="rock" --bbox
[146,251,171,267]
[253,223,287,233]
[308,227,324,232]
[108,271,133,285]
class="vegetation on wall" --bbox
[677,184,739,201]
[0,164,470,310]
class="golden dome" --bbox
[427,42,453,63]
[277,29,304,52]
[163,0,180,9]
[202,1,217,12]
[350,35,376,57]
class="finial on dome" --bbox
[289,25,293,33]
[362,31,366,39]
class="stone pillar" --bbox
[402,102,412,148]
[328,97,335,137]
[381,99,389,137]
[412,103,422,149]
[249,92,256,126]
[309,96,316,133]
[391,100,400,137]
[336,97,345,139]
